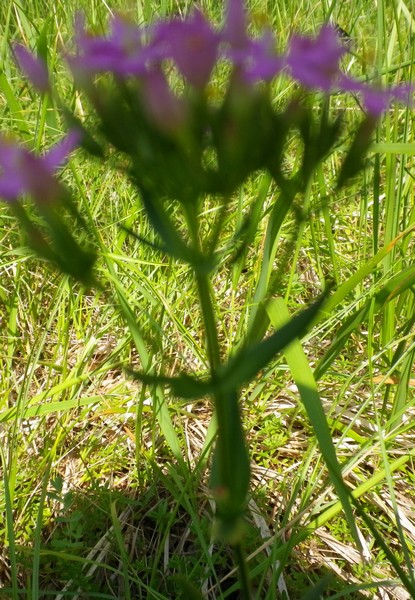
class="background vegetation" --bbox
[1,0,415,597]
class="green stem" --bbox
[195,271,221,373]
[233,543,252,600]
[194,269,232,486]
[189,202,251,598]
[182,202,220,373]
[195,269,251,600]
[194,270,233,488]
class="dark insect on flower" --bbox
[333,22,353,46]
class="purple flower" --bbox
[241,31,284,82]
[153,9,220,88]
[13,44,50,93]
[286,25,412,115]
[221,0,282,82]
[340,75,413,115]
[0,130,81,203]
[67,14,159,80]
[286,25,347,91]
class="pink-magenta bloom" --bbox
[241,31,284,82]
[68,14,160,79]
[14,44,50,93]
[153,9,220,88]
[340,75,413,115]
[287,25,347,91]
[0,130,81,203]
[221,0,282,82]
[63,1,410,121]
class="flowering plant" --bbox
[5,0,412,596]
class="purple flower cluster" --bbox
[68,0,411,112]
[15,0,412,114]
[5,0,412,205]
[62,0,294,91]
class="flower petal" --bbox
[42,130,82,171]
[0,133,80,203]
[14,44,50,93]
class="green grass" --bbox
[1,0,415,598]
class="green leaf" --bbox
[267,296,362,552]
[246,178,298,338]
[389,346,415,433]
[126,369,213,399]
[36,20,49,66]
[313,303,370,380]
[315,223,415,323]
[219,290,328,392]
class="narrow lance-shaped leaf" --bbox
[218,289,329,392]
[336,114,378,188]
[267,296,362,552]
[126,369,213,399]
[314,223,415,324]
[389,346,415,432]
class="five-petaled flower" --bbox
[221,0,283,82]
[286,25,347,92]
[67,13,160,80]
[153,9,220,88]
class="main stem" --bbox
[195,270,252,600]
[184,200,251,597]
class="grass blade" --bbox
[267,296,362,551]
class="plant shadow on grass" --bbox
[5,469,375,600]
